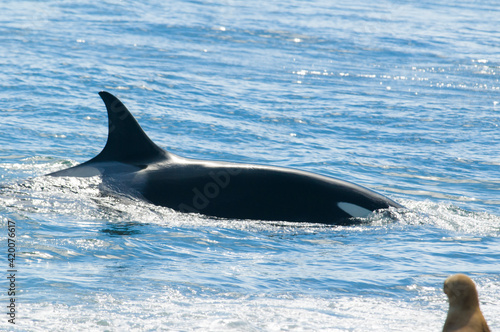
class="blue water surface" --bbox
[0,0,499,331]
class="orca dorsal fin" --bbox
[89,91,168,164]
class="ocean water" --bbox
[0,0,499,331]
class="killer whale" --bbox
[48,91,403,224]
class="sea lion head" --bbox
[443,273,479,309]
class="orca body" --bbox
[48,92,402,224]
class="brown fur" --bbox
[443,274,490,332]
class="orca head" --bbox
[337,202,374,219]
